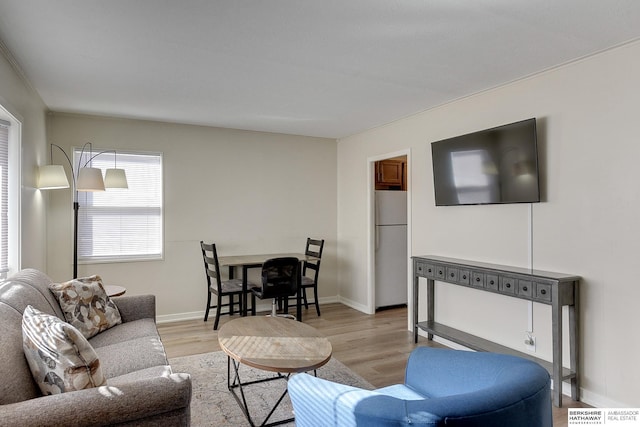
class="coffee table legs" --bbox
[226,357,292,427]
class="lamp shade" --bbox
[104,168,128,189]
[38,165,70,189]
[77,167,105,191]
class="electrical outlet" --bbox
[524,333,536,352]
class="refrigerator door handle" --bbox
[375,195,379,250]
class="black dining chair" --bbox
[251,257,300,319]
[288,238,324,316]
[200,241,257,330]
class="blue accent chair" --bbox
[288,347,552,426]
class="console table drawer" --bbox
[458,269,471,285]
[424,264,436,278]
[485,274,499,291]
[518,280,533,298]
[499,276,517,295]
[416,261,426,277]
[535,282,553,302]
[434,265,446,280]
[471,271,484,288]
[445,267,459,283]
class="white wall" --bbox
[337,40,640,407]
[46,114,337,320]
[0,47,48,272]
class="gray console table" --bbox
[412,255,580,407]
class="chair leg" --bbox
[270,298,296,320]
[214,294,223,330]
[237,293,243,316]
[303,288,309,309]
[204,292,212,321]
[313,285,321,316]
[251,294,256,316]
[229,294,235,315]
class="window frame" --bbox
[73,148,164,264]
[0,105,21,280]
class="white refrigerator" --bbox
[375,190,408,309]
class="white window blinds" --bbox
[74,149,163,262]
[0,121,9,275]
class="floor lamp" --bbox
[38,142,128,278]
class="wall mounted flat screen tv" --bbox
[431,118,540,206]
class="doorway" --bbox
[367,150,412,329]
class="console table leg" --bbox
[569,282,580,401]
[413,273,419,343]
[427,278,434,341]
[552,292,563,407]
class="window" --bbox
[0,110,19,280]
[74,149,163,262]
[0,120,9,277]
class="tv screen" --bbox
[431,118,540,206]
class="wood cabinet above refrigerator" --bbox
[375,157,406,190]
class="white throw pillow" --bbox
[22,305,107,395]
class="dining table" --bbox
[217,252,320,322]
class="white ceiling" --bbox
[1,1,640,139]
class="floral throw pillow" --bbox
[49,275,122,339]
[22,305,107,395]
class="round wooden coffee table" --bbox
[218,317,332,426]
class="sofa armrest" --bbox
[0,373,191,427]
[112,294,156,322]
[288,373,431,427]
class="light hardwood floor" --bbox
[158,303,588,426]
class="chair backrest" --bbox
[289,346,552,427]
[303,238,324,279]
[261,257,300,299]
[200,241,222,292]
[399,347,552,426]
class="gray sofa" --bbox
[0,269,192,426]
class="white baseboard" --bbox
[337,295,370,314]
[157,310,204,324]
[319,295,340,305]
[156,296,340,324]
[578,388,634,409]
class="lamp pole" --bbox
[45,143,81,278]
[73,201,79,278]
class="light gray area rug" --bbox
[170,351,373,426]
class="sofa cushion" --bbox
[22,305,107,395]
[94,335,169,379]
[107,364,173,386]
[89,318,159,349]
[49,275,122,339]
